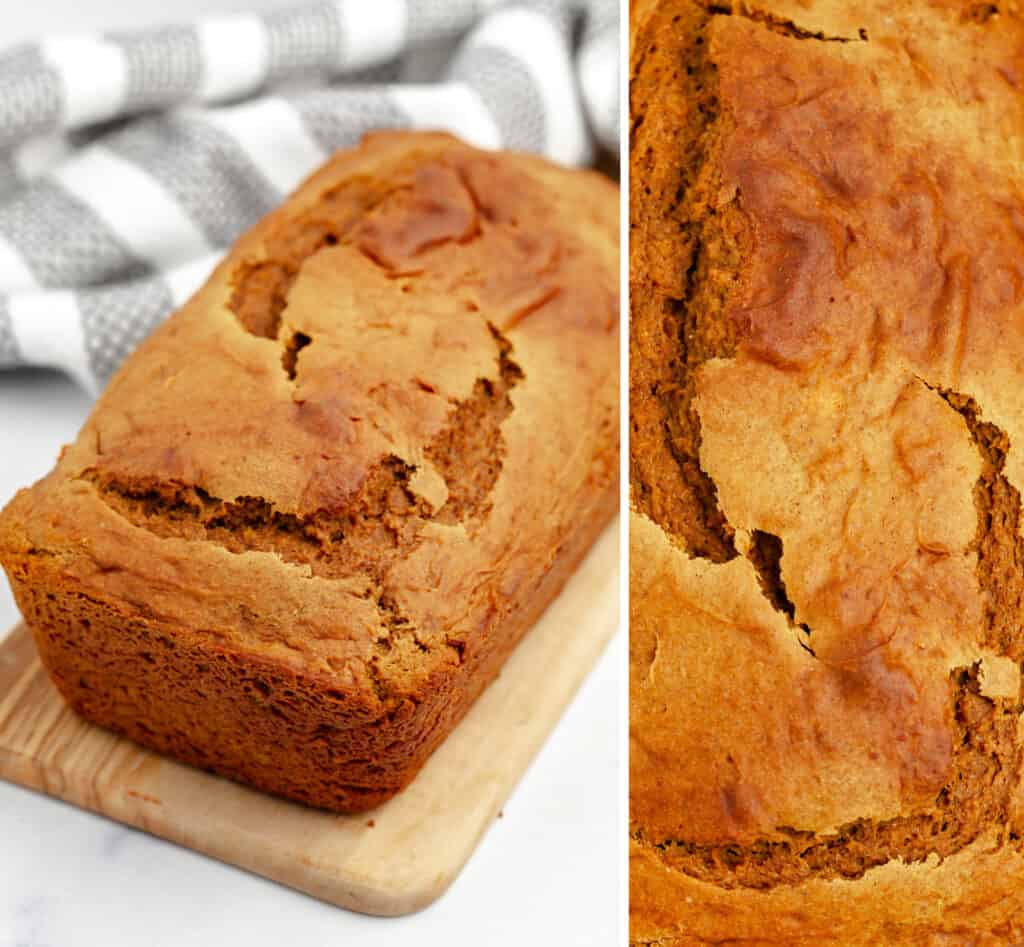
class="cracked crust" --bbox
[630,1,1024,943]
[0,132,619,813]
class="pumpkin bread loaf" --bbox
[0,132,619,813]
[630,2,1024,943]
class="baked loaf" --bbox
[0,132,618,813]
[630,2,1024,944]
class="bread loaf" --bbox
[0,132,619,813]
[630,2,1024,943]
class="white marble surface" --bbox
[0,2,624,942]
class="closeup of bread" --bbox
[630,2,1024,945]
[0,132,618,813]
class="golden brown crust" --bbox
[0,132,619,812]
[630,1,1024,943]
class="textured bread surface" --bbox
[630,1,1024,943]
[0,132,619,813]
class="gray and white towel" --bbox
[0,0,619,392]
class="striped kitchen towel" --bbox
[0,0,619,392]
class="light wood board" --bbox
[0,520,618,916]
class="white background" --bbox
[0,4,622,944]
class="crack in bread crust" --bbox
[228,175,394,343]
[83,323,523,581]
[746,529,815,656]
[928,386,1024,664]
[704,3,865,42]
[629,1,843,563]
[228,159,483,387]
[635,662,1023,888]
[281,330,311,380]
[82,458,431,581]
[629,3,742,563]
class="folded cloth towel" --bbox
[0,0,618,392]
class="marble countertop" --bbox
[0,3,622,938]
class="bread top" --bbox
[630,1,1024,941]
[0,132,618,715]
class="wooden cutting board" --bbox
[0,520,618,916]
